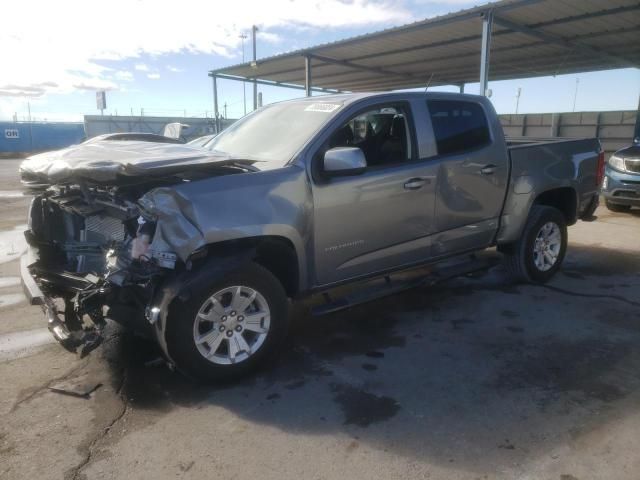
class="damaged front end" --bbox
[22,182,178,357]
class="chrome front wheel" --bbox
[193,285,271,365]
[166,262,290,382]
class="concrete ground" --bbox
[1,158,639,480]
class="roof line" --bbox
[493,15,639,68]
[245,2,640,82]
[208,0,544,76]
[209,73,343,93]
[307,53,418,80]
[281,27,640,86]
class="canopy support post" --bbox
[212,75,220,133]
[252,25,258,111]
[305,56,312,97]
[479,10,493,97]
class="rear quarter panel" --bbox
[497,138,601,244]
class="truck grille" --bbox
[625,159,640,174]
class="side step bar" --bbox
[311,254,499,316]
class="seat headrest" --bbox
[331,124,354,147]
[390,115,406,138]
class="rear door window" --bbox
[426,100,491,156]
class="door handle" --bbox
[404,178,428,190]
[480,164,497,175]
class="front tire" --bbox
[166,262,290,382]
[605,200,631,213]
[502,205,567,283]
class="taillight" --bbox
[596,151,605,187]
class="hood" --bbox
[614,144,640,160]
[20,139,259,185]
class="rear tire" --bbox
[605,200,631,213]
[502,205,567,283]
[166,262,290,383]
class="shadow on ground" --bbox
[100,243,640,471]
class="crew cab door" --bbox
[310,100,438,286]
[425,98,509,256]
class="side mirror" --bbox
[323,147,367,177]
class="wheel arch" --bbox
[196,235,301,297]
[532,186,578,226]
[497,185,578,246]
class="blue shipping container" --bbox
[0,122,86,154]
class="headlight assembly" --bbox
[608,155,626,173]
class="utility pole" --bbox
[515,87,522,114]
[239,33,248,116]
[224,102,227,119]
[252,25,258,111]
[572,78,580,112]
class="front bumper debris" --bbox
[20,248,44,305]
[42,296,104,357]
[21,246,107,357]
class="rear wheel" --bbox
[605,200,631,213]
[166,263,290,382]
[502,205,567,283]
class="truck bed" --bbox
[505,136,597,148]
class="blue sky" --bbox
[1,0,638,122]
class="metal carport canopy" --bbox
[209,0,639,97]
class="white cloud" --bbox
[73,80,117,91]
[258,31,283,44]
[0,0,412,102]
[147,73,161,80]
[114,71,134,81]
[166,65,184,73]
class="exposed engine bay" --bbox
[19,137,267,363]
[25,180,181,355]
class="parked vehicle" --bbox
[601,138,640,212]
[19,92,603,381]
[85,133,185,144]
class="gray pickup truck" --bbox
[20,92,603,381]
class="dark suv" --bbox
[602,137,640,213]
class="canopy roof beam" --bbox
[209,73,342,94]
[306,53,418,81]
[493,15,639,68]
[208,0,640,96]
[275,27,639,87]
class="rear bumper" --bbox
[602,167,640,206]
[20,246,44,305]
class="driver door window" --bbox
[327,106,412,168]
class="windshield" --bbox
[205,100,344,165]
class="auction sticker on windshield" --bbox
[304,103,341,113]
